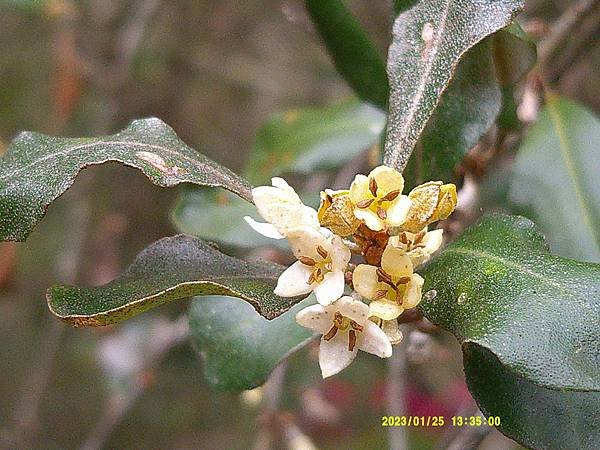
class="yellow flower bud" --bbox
[318,189,361,236]
[402,181,457,232]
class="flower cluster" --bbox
[245,166,457,378]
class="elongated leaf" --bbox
[384,0,523,171]
[305,0,389,109]
[48,235,306,327]
[189,295,316,391]
[0,118,252,241]
[419,214,600,448]
[245,100,385,185]
[404,38,501,187]
[510,95,600,263]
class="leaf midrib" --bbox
[446,247,578,299]
[396,0,452,151]
[0,140,216,183]
[546,98,600,254]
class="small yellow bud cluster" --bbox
[246,166,457,378]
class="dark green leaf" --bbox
[404,38,501,187]
[510,95,600,262]
[245,100,385,185]
[305,0,389,109]
[188,295,316,391]
[48,235,306,327]
[384,0,523,171]
[0,118,252,241]
[419,214,600,448]
[393,0,419,15]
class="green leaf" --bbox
[419,214,600,448]
[48,235,306,327]
[383,0,523,171]
[188,295,316,391]
[404,38,501,187]
[305,0,389,109]
[510,95,600,262]
[0,118,252,241]
[245,100,385,185]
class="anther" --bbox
[356,198,374,209]
[298,256,316,266]
[369,177,378,197]
[377,207,387,220]
[348,329,357,351]
[323,325,338,341]
[316,245,328,259]
[381,189,400,202]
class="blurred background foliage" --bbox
[0,0,598,449]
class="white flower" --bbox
[296,296,392,377]
[244,177,318,239]
[349,166,412,232]
[352,244,424,321]
[388,228,444,268]
[275,226,350,305]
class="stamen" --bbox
[298,256,316,266]
[307,272,316,285]
[369,177,378,197]
[398,232,409,244]
[350,320,364,332]
[381,189,400,202]
[356,198,374,209]
[414,230,426,244]
[348,330,357,351]
[323,325,338,341]
[396,276,411,285]
[375,289,388,299]
[314,268,325,283]
[316,245,328,259]
[377,207,387,220]
[376,267,393,284]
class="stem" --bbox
[386,329,409,450]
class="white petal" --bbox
[386,195,412,226]
[423,229,444,254]
[381,245,413,278]
[403,273,424,309]
[243,216,285,239]
[357,321,392,357]
[319,334,358,378]
[295,304,330,333]
[286,226,326,260]
[313,271,345,306]
[349,174,370,204]
[271,177,295,193]
[336,297,369,324]
[354,208,384,231]
[274,261,314,297]
[369,165,404,195]
[328,235,351,270]
[352,264,380,300]
[368,299,404,321]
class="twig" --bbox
[386,328,410,450]
[113,0,162,79]
[538,0,600,83]
[538,0,598,65]
[78,315,189,450]
[11,188,91,447]
[252,362,288,450]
